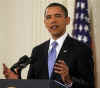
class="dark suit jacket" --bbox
[27,35,94,88]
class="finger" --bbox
[57,60,65,64]
[14,68,18,73]
[3,64,8,70]
[54,63,64,68]
[3,64,8,74]
[54,64,68,72]
[54,69,64,75]
[56,60,69,68]
[3,64,12,75]
[54,63,69,73]
[54,65,63,71]
[54,68,66,75]
[54,68,69,78]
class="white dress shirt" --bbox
[48,32,68,59]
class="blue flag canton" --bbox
[73,0,91,46]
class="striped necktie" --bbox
[48,41,58,79]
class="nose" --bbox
[50,16,57,24]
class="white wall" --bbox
[0,0,33,78]
[91,0,100,88]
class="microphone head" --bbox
[10,55,31,72]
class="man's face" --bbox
[44,6,70,39]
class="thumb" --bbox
[15,68,18,73]
[3,63,9,71]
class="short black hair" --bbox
[44,3,68,17]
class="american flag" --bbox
[73,0,91,47]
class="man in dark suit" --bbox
[3,3,94,88]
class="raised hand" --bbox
[54,60,72,84]
[3,64,19,79]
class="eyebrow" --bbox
[45,13,64,16]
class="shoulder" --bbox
[67,36,92,53]
[69,36,90,48]
[35,40,49,48]
[30,40,50,62]
[32,40,50,52]
[66,36,93,62]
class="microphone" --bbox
[10,55,31,79]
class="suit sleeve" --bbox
[71,46,94,88]
[27,47,38,79]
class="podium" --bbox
[0,79,68,88]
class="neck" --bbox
[52,31,66,40]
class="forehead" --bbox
[45,6,64,15]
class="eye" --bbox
[45,15,51,19]
[55,14,63,18]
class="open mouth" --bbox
[50,25,59,30]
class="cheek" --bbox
[45,22,49,28]
[45,24,51,32]
[59,23,66,29]
[61,21,67,27]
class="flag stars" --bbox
[79,25,83,31]
[77,2,80,8]
[76,13,79,19]
[83,36,88,43]
[75,24,77,30]
[80,13,84,20]
[73,0,91,46]
[85,16,89,22]
[84,25,89,31]
[81,2,85,9]
[78,35,82,41]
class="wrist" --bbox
[64,75,72,84]
[64,76,72,88]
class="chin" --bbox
[52,33,62,38]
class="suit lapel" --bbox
[50,35,73,80]
[42,40,50,79]
[57,35,72,60]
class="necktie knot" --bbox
[51,41,58,48]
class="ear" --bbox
[44,19,46,25]
[44,17,47,25]
[65,16,70,25]
[44,19,45,24]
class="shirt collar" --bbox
[49,32,68,47]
